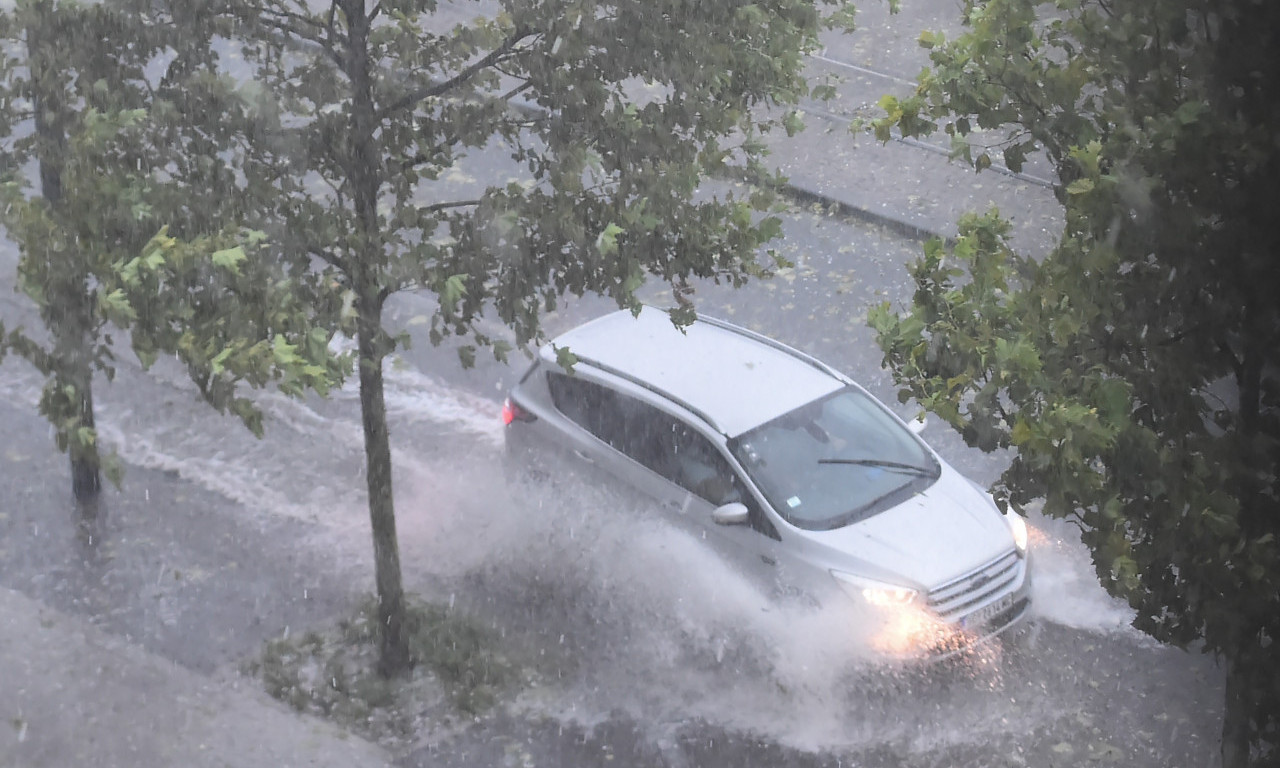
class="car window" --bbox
[545,371,778,538]
[729,386,940,530]
[546,371,621,448]
[547,371,724,491]
[545,372,656,460]
[651,419,739,505]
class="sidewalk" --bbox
[0,587,395,768]
[761,110,1063,256]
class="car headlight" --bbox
[831,571,918,607]
[1005,511,1028,556]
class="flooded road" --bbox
[0,201,1223,766]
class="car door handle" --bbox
[760,554,777,566]
[572,449,595,464]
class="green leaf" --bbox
[811,83,838,102]
[1174,101,1204,125]
[271,336,302,367]
[782,110,806,136]
[442,274,468,309]
[595,222,625,257]
[211,246,247,272]
[554,345,578,372]
[1094,379,1130,420]
[210,347,234,375]
[491,338,513,363]
[1065,178,1095,195]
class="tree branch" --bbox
[367,2,381,23]
[260,6,333,40]
[377,26,536,118]
[418,199,482,214]
[397,105,543,173]
[256,13,347,71]
[498,80,534,106]
[308,245,350,272]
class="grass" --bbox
[244,595,518,744]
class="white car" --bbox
[503,306,1032,659]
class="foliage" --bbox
[870,0,1279,763]
[0,0,346,502]
[208,0,853,674]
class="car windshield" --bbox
[727,386,940,530]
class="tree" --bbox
[213,0,853,675]
[0,0,130,509]
[0,0,345,516]
[869,0,1278,764]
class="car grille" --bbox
[926,550,1023,622]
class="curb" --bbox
[720,166,950,245]
[506,94,953,245]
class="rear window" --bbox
[545,371,777,536]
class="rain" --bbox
[3,0,1270,767]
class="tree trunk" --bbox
[1218,299,1268,768]
[1221,653,1251,768]
[356,303,410,677]
[56,296,103,518]
[29,4,102,513]
[345,0,410,677]
[67,365,102,506]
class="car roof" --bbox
[543,306,845,437]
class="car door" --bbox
[541,370,801,597]
[617,407,794,595]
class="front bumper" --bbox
[866,550,1033,663]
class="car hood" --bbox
[809,464,1014,589]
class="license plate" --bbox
[960,595,1014,629]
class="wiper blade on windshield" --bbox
[817,458,934,476]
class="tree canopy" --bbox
[203,0,852,673]
[2,0,854,677]
[0,0,345,510]
[870,0,1279,763]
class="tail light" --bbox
[502,397,535,425]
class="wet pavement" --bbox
[0,586,394,768]
[0,378,1224,767]
[0,395,393,766]
[0,207,1224,768]
[0,398,353,675]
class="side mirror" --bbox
[907,418,928,436]
[711,502,750,526]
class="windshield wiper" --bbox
[817,458,934,476]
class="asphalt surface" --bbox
[0,202,1224,768]
[0,4,1223,768]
